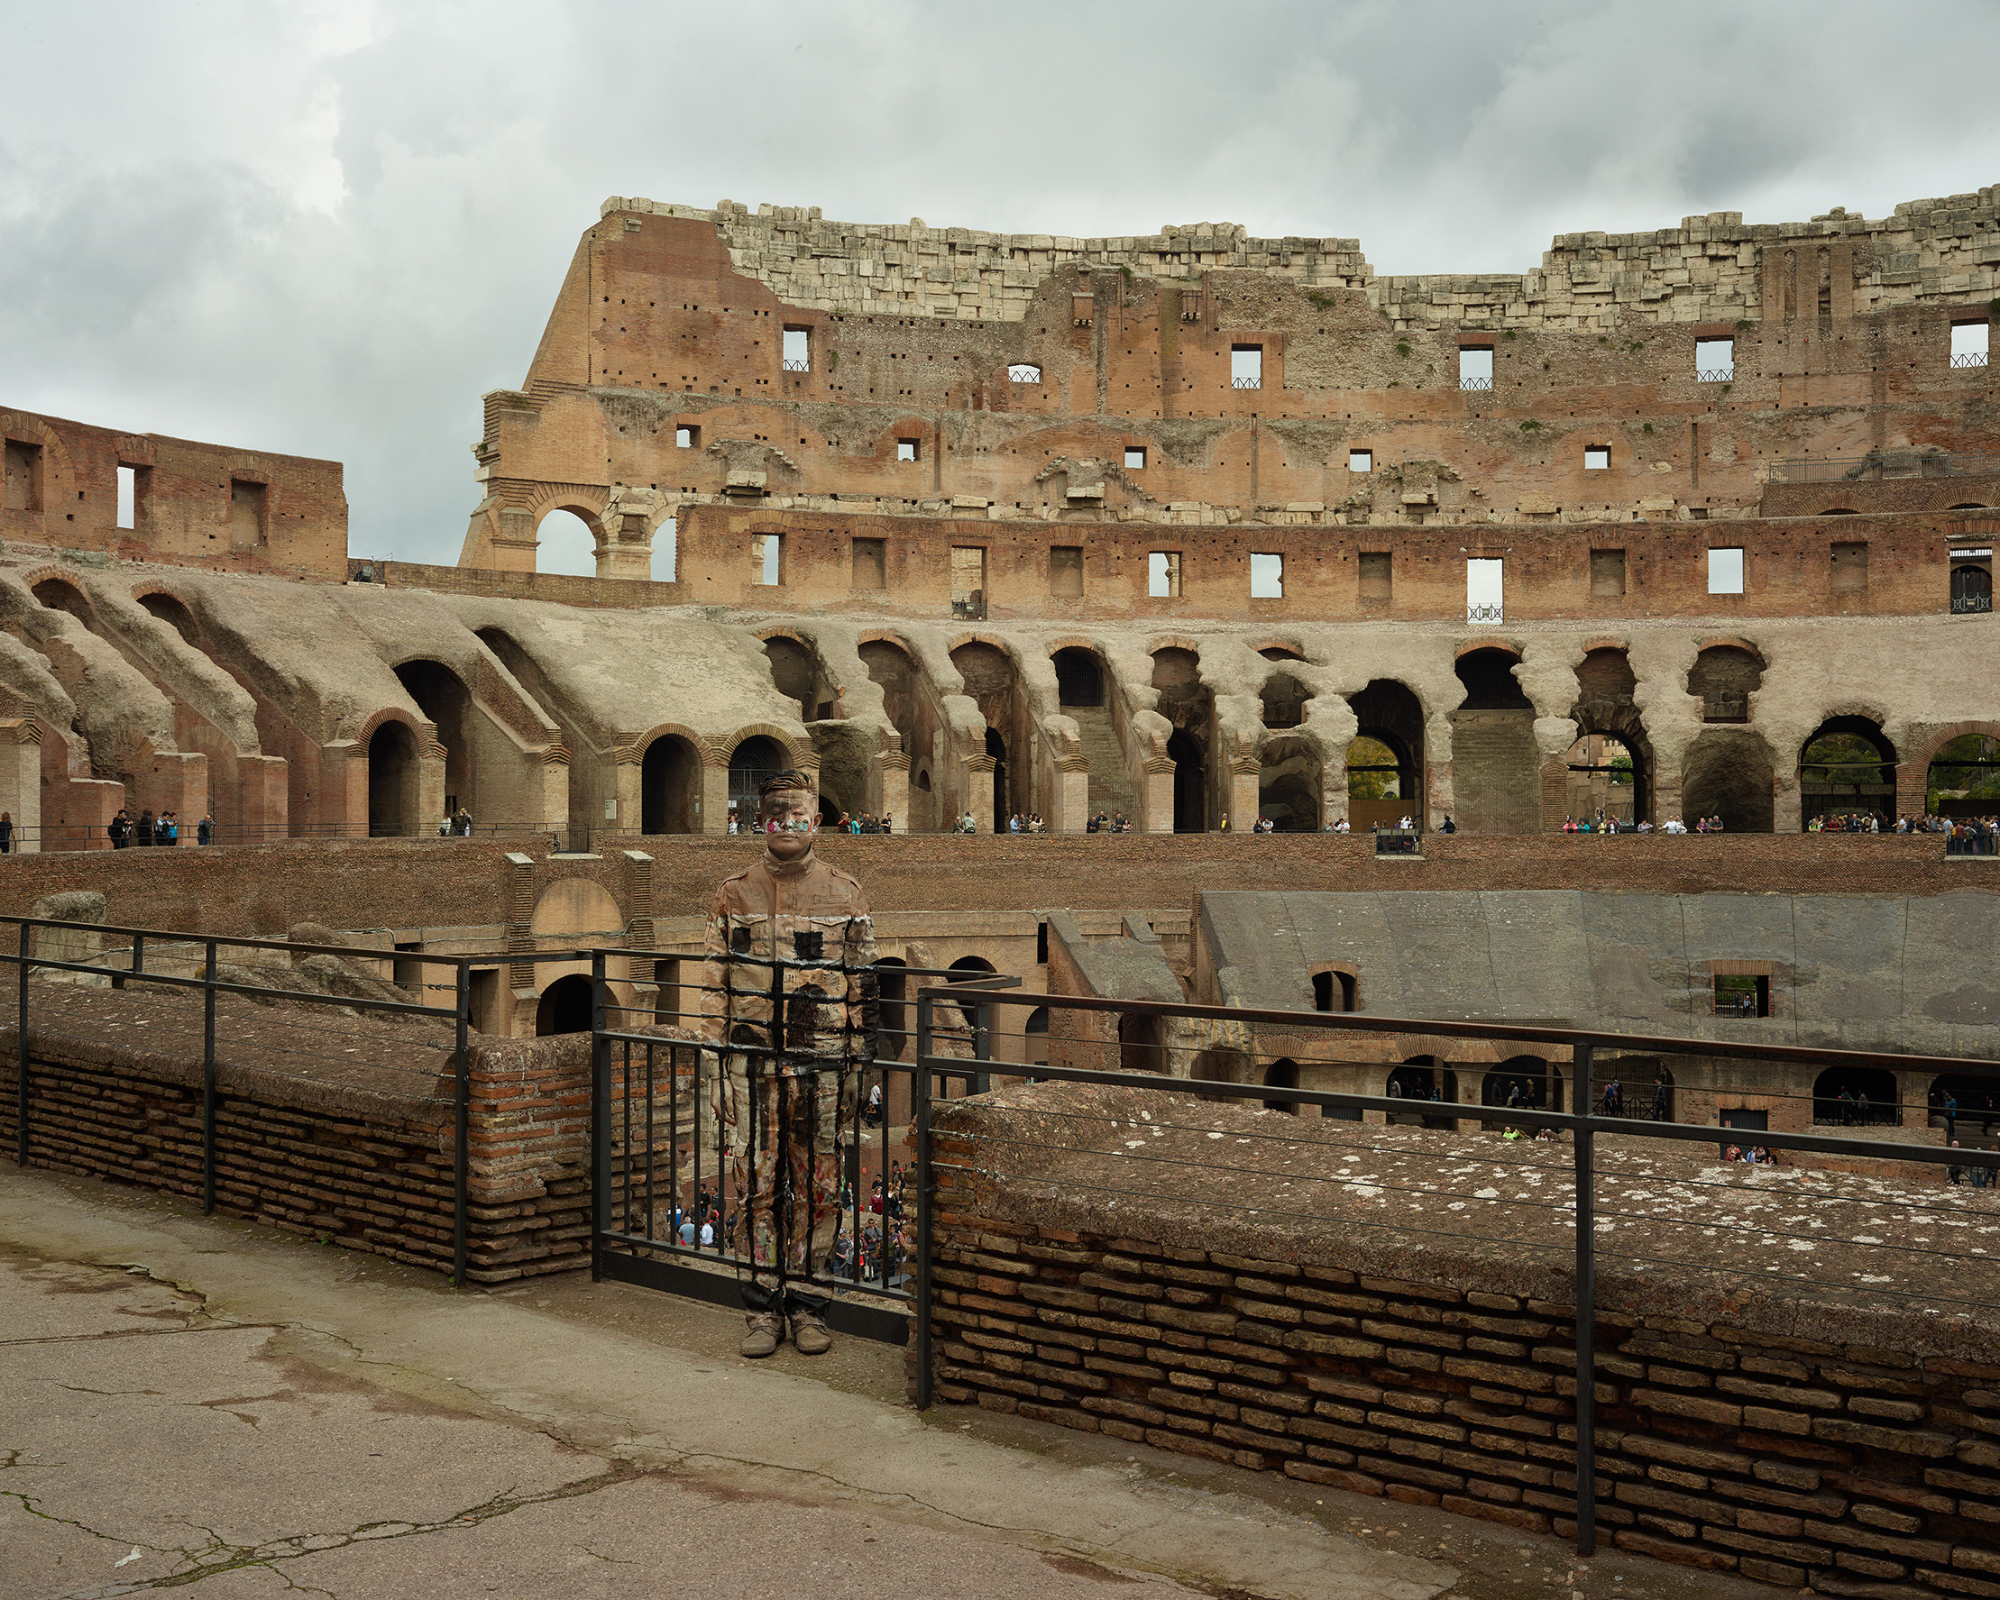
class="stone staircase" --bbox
[1067,705,1137,820]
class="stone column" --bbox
[700,750,732,835]
[1773,768,1802,834]
[965,754,996,834]
[336,741,369,837]
[1142,756,1175,833]
[1229,755,1261,832]
[420,740,448,834]
[876,750,911,832]
[1052,754,1089,833]
[598,511,654,582]
[0,719,42,853]
[490,503,540,574]
[239,754,289,843]
[536,747,571,834]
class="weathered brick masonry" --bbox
[927,1085,2000,1593]
[0,832,1984,938]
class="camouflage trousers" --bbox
[723,1064,844,1305]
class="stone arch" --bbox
[761,631,836,722]
[1152,645,1213,832]
[1687,641,1766,724]
[1453,636,1526,663]
[1262,1057,1299,1114]
[951,638,1023,820]
[1567,646,1651,826]
[1388,1057,1458,1128]
[535,974,593,1036]
[726,729,798,823]
[1250,638,1307,661]
[1482,1055,1560,1114]
[1347,679,1425,832]
[28,573,96,630]
[1050,644,1106,708]
[393,660,474,819]
[132,585,201,646]
[1258,735,1321,832]
[1910,721,2000,817]
[1799,715,1898,829]
[1145,633,1204,657]
[366,717,423,837]
[1449,648,1536,833]
[637,726,704,834]
[530,501,606,577]
[1813,1065,1899,1126]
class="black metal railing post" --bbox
[1573,1039,1597,1557]
[14,922,28,1166]
[589,949,610,1283]
[202,938,218,1214]
[914,988,935,1409]
[453,960,472,1287]
[973,995,992,1096]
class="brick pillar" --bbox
[1141,756,1175,834]
[599,512,652,582]
[1537,752,1569,833]
[700,752,731,835]
[1228,755,1261,832]
[420,739,448,835]
[1052,755,1089,833]
[537,747,571,834]
[876,750,911,831]
[239,754,288,842]
[337,741,369,837]
[1773,767,1802,834]
[0,719,41,853]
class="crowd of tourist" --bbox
[436,807,475,836]
[107,809,213,847]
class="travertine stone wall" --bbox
[607,190,2000,330]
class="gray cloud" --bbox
[3,0,1997,567]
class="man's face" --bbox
[759,787,818,861]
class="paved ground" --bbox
[0,1165,1775,1600]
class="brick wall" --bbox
[928,1086,2000,1592]
[0,832,1986,941]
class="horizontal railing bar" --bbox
[0,916,598,970]
[0,952,464,1020]
[910,983,1999,1075]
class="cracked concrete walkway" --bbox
[0,1167,1766,1600]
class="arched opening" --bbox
[984,728,1008,825]
[1562,734,1641,828]
[1258,736,1321,832]
[859,639,921,758]
[1813,1065,1900,1126]
[728,734,789,824]
[535,974,593,1036]
[1153,648,1213,832]
[394,661,472,819]
[1388,1057,1458,1128]
[1191,1050,1238,1084]
[1482,1056,1558,1115]
[1345,733,1411,833]
[948,955,996,1031]
[640,734,701,834]
[1311,969,1357,1012]
[1260,673,1309,730]
[31,577,95,628]
[1687,644,1765,724]
[818,795,840,826]
[1799,717,1897,830]
[1954,563,1995,614]
[877,957,908,1060]
[1927,733,2000,817]
[1681,729,1775,832]
[137,590,199,646]
[1450,652,1536,833]
[1052,647,1105,708]
[1258,643,1306,663]
[535,508,599,577]
[1167,729,1206,832]
[1262,1058,1299,1114]
[366,721,421,837]
[1118,1013,1165,1074]
[1024,1006,1049,1068]
[1931,1073,2000,1136]
[764,635,831,722]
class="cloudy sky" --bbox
[5,0,1998,572]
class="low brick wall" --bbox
[0,984,595,1282]
[928,1084,2000,1593]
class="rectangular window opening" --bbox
[392,942,423,995]
[951,546,986,620]
[5,439,44,512]
[782,326,810,371]
[1231,344,1263,390]
[853,537,886,590]
[229,480,267,548]
[675,424,700,449]
[116,466,136,530]
[1952,320,1990,368]
[1348,448,1373,472]
[1359,551,1392,602]
[1249,551,1284,598]
[1458,346,1493,391]
[896,437,921,462]
[1713,974,1770,1018]
[1466,556,1503,622]
[753,533,783,586]
[652,517,677,582]
[1007,363,1042,384]
[1583,445,1610,471]
[1696,336,1735,382]
[1049,545,1083,598]
[1148,551,1182,599]
[1123,446,1147,470]
[1590,548,1627,597]
[1708,546,1745,595]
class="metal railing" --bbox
[1372,827,1421,855]
[1458,376,1492,392]
[1695,367,1734,383]
[950,595,986,620]
[1953,593,1994,614]
[1768,449,2000,483]
[782,359,810,372]
[1952,351,1990,369]
[1466,602,1504,623]
[907,983,2000,1559]
[1231,376,1261,390]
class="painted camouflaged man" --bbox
[702,769,877,1358]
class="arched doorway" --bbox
[1347,680,1425,832]
[535,974,593,1036]
[535,508,599,577]
[1687,644,1764,724]
[1262,1058,1299,1114]
[1483,1056,1558,1115]
[1953,561,1994,615]
[395,661,472,820]
[1153,648,1213,832]
[1926,733,2000,819]
[1052,647,1105,708]
[947,956,996,1038]
[951,641,1020,823]
[1681,729,1775,832]
[1799,718,1897,830]
[137,590,200,646]
[31,576,95,628]
[367,721,420,837]
[728,734,790,827]
[1449,650,1536,833]
[764,635,832,722]
[1813,1066,1900,1126]
[1311,970,1357,1013]
[1388,1057,1458,1128]
[1561,733,1641,828]
[1024,1007,1049,1069]
[641,734,701,834]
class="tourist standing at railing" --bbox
[198,815,213,846]
[703,768,878,1360]
[0,811,12,854]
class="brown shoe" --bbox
[739,1310,785,1359]
[788,1310,832,1355]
